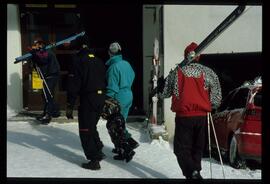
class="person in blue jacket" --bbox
[105,42,139,160]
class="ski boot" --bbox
[188,170,203,180]
[127,137,139,150]
[37,113,51,125]
[81,160,101,170]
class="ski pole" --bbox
[209,112,226,179]
[33,65,49,103]
[35,65,53,99]
[207,112,212,179]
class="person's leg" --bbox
[120,103,131,138]
[37,79,52,124]
[120,103,139,150]
[45,76,60,117]
[78,96,104,170]
[191,116,207,173]
[174,116,196,178]
[106,113,135,162]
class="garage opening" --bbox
[200,52,262,98]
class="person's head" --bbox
[32,36,46,50]
[184,42,200,62]
[108,42,122,57]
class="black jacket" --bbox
[32,50,60,77]
[67,48,106,107]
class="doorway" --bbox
[78,3,143,115]
[20,3,143,114]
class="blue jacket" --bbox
[105,55,135,119]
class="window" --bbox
[227,88,249,110]
[254,90,262,107]
[218,90,236,112]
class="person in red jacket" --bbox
[159,42,222,180]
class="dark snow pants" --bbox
[106,113,132,154]
[78,93,105,161]
[174,116,207,178]
[42,75,60,116]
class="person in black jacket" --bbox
[65,36,106,170]
[31,37,61,124]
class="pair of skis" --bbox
[14,31,85,64]
[150,5,246,124]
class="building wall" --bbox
[163,5,262,141]
[143,5,163,112]
[7,4,23,113]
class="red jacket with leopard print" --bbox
[160,63,222,117]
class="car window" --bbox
[227,88,249,110]
[254,90,262,107]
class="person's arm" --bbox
[207,69,222,110]
[67,55,81,108]
[159,68,178,98]
[106,65,120,98]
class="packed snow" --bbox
[7,105,17,120]
[7,117,261,179]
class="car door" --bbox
[226,88,249,134]
[212,90,236,150]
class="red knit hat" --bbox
[184,42,200,62]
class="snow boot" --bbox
[190,170,203,180]
[36,112,46,121]
[38,114,51,125]
[124,150,135,163]
[127,137,139,150]
[112,148,121,154]
[81,160,101,170]
[113,153,125,160]
[113,151,135,162]
[113,149,135,163]
[51,111,61,118]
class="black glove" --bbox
[66,103,74,119]
[157,75,165,93]
[30,48,41,63]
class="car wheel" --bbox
[229,135,246,169]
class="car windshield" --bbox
[254,90,262,107]
[218,88,249,112]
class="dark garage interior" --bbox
[77,3,144,115]
[200,52,262,98]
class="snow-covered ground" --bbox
[7,117,261,179]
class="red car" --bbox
[211,77,261,169]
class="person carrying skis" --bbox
[65,35,106,170]
[30,36,61,124]
[105,42,139,161]
[158,42,222,179]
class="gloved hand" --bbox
[157,75,165,93]
[66,103,74,119]
[30,46,42,62]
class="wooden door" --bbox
[20,4,81,110]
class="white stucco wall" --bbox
[163,5,262,141]
[7,4,23,113]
